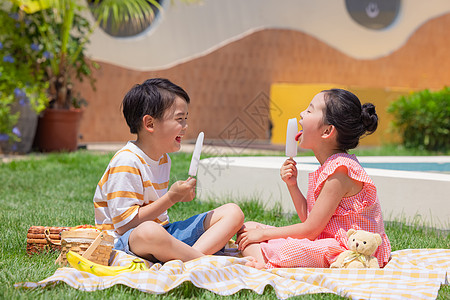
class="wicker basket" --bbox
[26,226,71,255]
[55,230,114,266]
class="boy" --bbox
[93,78,244,263]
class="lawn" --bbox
[0,150,448,299]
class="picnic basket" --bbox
[26,226,72,255]
[55,228,114,266]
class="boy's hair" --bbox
[122,78,190,134]
[322,89,378,151]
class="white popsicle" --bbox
[285,118,298,158]
[188,132,204,176]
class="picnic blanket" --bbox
[16,249,449,299]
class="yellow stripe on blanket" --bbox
[15,249,449,299]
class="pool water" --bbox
[360,162,450,173]
[301,162,450,173]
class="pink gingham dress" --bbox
[261,153,391,269]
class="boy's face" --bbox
[153,96,188,153]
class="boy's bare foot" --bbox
[243,256,265,269]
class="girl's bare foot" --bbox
[243,256,265,269]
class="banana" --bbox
[66,250,148,276]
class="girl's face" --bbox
[153,96,188,154]
[298,92,328,150]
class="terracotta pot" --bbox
[35,108,83,152]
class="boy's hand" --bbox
[167,177,197,204]
[280,158,298,186]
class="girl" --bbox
[236,89,391,269]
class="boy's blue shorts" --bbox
[114,212,209,258]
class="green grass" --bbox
[0,150,448,299]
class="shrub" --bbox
[387,87,450,152]
[0,5,49,144]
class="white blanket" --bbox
[16,249,449,299]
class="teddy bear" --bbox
[330,229,382,269]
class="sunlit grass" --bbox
[0,150,448,299]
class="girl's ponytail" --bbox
[361,103,378,134]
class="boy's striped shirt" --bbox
[93,142,170,242]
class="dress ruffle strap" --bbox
[311,154,378,215]
[314,154,374,195]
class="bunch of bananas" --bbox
[66,251,149,276]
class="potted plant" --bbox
[0,4,49,154]
[6,0,163,152]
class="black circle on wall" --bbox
[87,0,164,37]
[345,0,401,30]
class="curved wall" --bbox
[76,1,450,144]
[87,0,450,69]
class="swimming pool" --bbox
[300,162,450,173]
[360,162,450,173]
[198,156,450,230]
[298,156,450,173]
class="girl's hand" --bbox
[236,225,266,250]
[280,158,298,186]
[167,177,197,203]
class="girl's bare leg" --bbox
[237,221,268,269]
[241,243,266,269]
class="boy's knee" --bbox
[131,221,167,244]
[129,221,174,261]
[222,203,244,223]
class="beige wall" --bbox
[87,0,450,69]
[76,12,450,144]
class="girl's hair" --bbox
[322,89,378,151]
[122,78,190,134]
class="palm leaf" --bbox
[90,0,163,35]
